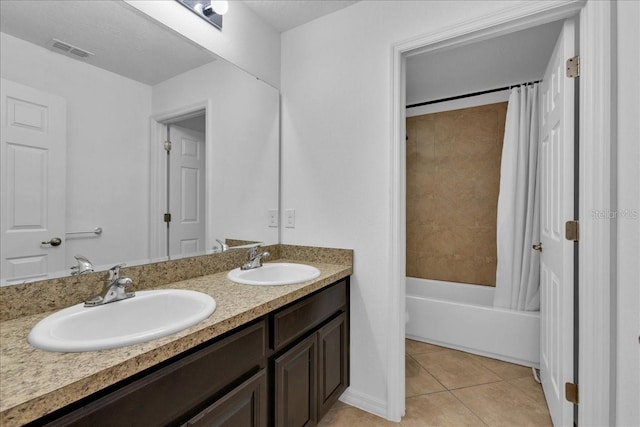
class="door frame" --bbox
[149,101,211,262]
[388,0,615,424]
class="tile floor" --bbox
[319,339,552,427]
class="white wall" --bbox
[126,0,281,89]
[0,33,152,271]
[615,1,640,424]
[280,0,541,417]
[152,60,280,248]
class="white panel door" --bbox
[169,125,205,257]
[1,78,66,283]
[539,20,575,427]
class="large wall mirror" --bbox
[0,1,280,286]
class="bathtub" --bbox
[406,277,540,367]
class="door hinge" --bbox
[565,220,579,241]
[566,56,580,78]
[565,382,579,404]
[164,213,172,223]
[164,140,172,152]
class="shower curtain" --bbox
[494,84,540,311]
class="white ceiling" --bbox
[0,0,359,85]
[242,0,359,32]
[406,20,564,106]
[0,1,218,86]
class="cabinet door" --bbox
[182,370,267,427]
[317,313,349,420]
[274,334,317,427]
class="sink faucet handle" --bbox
[107,263,126,281]
[86,264,135,307]
[247,246,259,260]
[71,254,94,275]
[241,249,270,270]
[116,277,133,288]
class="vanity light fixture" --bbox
[209,1,229,16]
[176,0,229,30]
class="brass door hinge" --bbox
[565,220,579,241]
[565,382,579,404]
[164,213,172,223]
[567,56,580,78]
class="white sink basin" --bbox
[227,263,320,286]
[28,289,216,352]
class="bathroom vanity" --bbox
[0,246,352,427]
[36,279,348,426]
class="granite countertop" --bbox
[0,260,352,426]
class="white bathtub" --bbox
[406,277,540,367]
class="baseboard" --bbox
[338,387,390,421]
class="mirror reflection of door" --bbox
[0,78,67,283]
[165,114,206,259]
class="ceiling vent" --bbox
[47,38,94,60]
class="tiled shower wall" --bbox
[406,102,507,286]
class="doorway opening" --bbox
[149,103,210,262]
[162,111,206,259]
[403,18,575,426]
[388,3,585,424]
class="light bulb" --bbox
[210,0,229,16]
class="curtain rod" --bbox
[406,79,542,109]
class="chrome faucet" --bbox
[84,264,135,307]
[241,246,270,270]
[71,255,94,276]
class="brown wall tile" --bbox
[406,102,507,286]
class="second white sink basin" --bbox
[28,289,216,352]
[227,263,320,286]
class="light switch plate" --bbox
[285,209,295,228]
[268,210,278,227]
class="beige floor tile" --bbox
[406,354,424,377]
[406,355,446,397]
[319,401,398,427]
[405,339,446,355]
[508,376,548,407]
[412,348,501,389]
[472,355,532,380]
[451,381,553,427]
[402,391,487,426]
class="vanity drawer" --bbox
[182,369,267,427]
[43,319,267,427]
[272,279,347,351]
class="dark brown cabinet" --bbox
[272,279,349,427]
[317,313,348,420]
[39,320,267,427]
[272,280,347,351]
[274,334,317,427]
[30,278,349,427]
